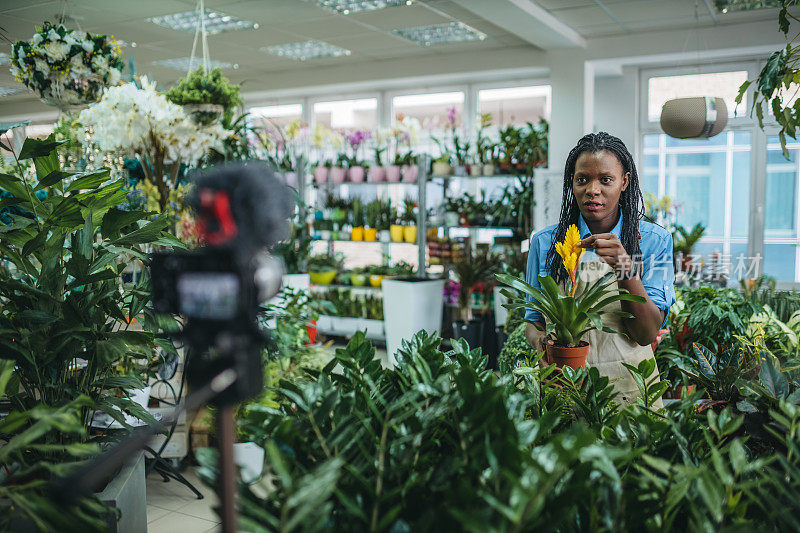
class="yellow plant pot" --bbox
[403,225,418,243]
[364,228,378,241]
[390,224,404,242]
[369,274,386,288]
[351,227,365,241]
[309,270,337,285]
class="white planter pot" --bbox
[445,212,459,227]
[282,273,311,291]
[493,285,509,328]
[382,278,445,366]
[379,229,391,243]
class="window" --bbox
[391,91,464,158]
[647,70,748,122]
[313,98,377,132]
[641,131,751,279]
[764,136,800,282]
[477,85,550,128]
[249,103,303,129]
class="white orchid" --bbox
[31,33,43,46]
[81,40,94,53]
[47,28,60,41]
[43,40,70,61]
[91,54,108,72]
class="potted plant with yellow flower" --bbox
[497,224,645,369]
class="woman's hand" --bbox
[578,233,635,277]
[525,323,553,364]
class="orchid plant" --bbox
[498,224,645,348]
[346,129,371,167]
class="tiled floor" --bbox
[146,467,220,532]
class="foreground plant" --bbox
[0,129,182,531]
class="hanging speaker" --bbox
[660,97,728,139]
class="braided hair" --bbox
[546,132,644,283]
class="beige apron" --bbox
[560,258,662,408]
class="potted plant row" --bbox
[312,153,419,184]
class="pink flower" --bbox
[447,106,458,126]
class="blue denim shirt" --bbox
[524,214,676,328]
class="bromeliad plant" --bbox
[498,224,645,348]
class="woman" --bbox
[524,132,675,404]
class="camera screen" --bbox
[177,272,240,320]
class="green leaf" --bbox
[111,217,170,247]
[65,170,110,192]
[33,170,71,191]
[17,136,67,160]
[101,208,149,239]
[759,354,788,398]
[0,172,31,199]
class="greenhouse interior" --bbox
[2,0,800,531]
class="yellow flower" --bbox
[554,224,585,296]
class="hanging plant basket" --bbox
[182,102,225,126]
[10,22,124,111]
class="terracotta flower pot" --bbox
[386,165,402,182]
[401,165,418,183]
[330,167,347,183]
[546,342,590,369]
[364,228,378,241]
[403,225,417,243]
[351,226,364,241]
[348,166,365,183]
[368,166,386,182]
[313,166,329,183]
[390,224,404,242]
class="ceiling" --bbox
[0,0,784,112]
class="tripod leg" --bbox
[217,406,237,533]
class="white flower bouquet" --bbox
[78,77,226,211]
[10,22,124,109]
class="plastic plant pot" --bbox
[546,342,590,370]
[386,165,402,182]
[368,166,386,182]
[309,270,337,285]
[432,161,452,176]
[382,277,445,365]
[390,224,404,242]
[348,166,366,183]
[403,225,417,243]
[369,274,386,288]
[313,166,329,183]
[330,167,347,183]
[351,227,365,241]
[350,273,368,287]
[364,228,378,241]
[401,165,418,183]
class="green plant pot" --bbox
[350,273,368,287]
[309,270,337,285]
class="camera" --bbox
[149,163,292,406]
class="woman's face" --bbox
[572,150,629,227]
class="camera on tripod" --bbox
[150,163,292,406]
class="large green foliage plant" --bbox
[0,130,182,530]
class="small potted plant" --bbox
[378,198,393,243]
[166,67,242,125]
[350,267,368,287]
[351,199,365,241]
[331,154,349,183]
[451,247,500,347]
[399,151,419,183]
[307,253,343,286]
[431,152,453,177]
[387,153,403,182]
[369,145,387,182]
[314,160,331,183]
[368,264,392,288]
[346,130,370,183]
[444,197,461,227]
[390,204,405,243]
[365,200,381,241]
[497,224,645,369]
[672,223,706,272]
[401,198,418,243]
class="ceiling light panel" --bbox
[0,86,23,97]
[263,40,351,61]
[147,9,258,34]
[305,0,413,15]
[391,22,486,46]
[153,57,235,70]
